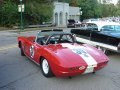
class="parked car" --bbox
[67,19,76,28]
[82,18,100,23]
[75,20,81,27]
[80,21,120,31]
[71,21,120,53]
[67,19,81,28]
[18,29,109,78]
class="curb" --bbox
[0,26,67,32]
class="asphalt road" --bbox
[0,29,120,90]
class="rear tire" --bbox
[40,58,53,77]
[20,44,25,56]
[92,72,95,74]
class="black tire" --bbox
[20,44,25,56]
[92,72,95,74]
[40,58,53,77]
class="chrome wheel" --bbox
[41,58,54,77]
[42,59,49,74]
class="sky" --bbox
[112,0,118,4]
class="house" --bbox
[53,2,81,27]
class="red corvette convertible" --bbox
[18,29,109,77]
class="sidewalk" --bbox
[0,26,66,32]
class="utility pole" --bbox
[19,0,24,31]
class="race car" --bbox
[18,29,109,77]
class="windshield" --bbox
[80,23,98,30]
[37,31,63,39]
[87,23,98,30]
[36,31,63,45]
[47,34,74,44]
[101,25,120,31]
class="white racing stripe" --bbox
[62,43,97,73]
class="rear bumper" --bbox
[53,61,108,77]
[54,69,84,77]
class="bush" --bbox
[0,1,19,27]
[0,1,53,27]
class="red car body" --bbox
[18,30,109,77]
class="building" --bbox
[69,7,81,21]
[53,2,81,27]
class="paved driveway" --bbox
[0,29,120,90]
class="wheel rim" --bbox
[42,59,49,74]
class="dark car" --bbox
[67,19,81,28]
[67,19,76,28]
[71,21,120,53]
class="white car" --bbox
[75,21,81,27]
[80,21,120,31]
[72,21,120,53]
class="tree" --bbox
[69,0,78,6]
[78,0,101,20]
[0,0,54,27]
[115,0,120,16]
[101,3,117,17]
[0,0,3,5]
[0,1,18,27]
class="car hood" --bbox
[101,31,120,38]
[46,43,108,67]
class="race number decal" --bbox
[72,49,89,57]
[30,45,34,58]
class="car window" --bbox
[47,35,60,44]
[58,34,74,43]
[61,35,73,42]
[87,23,98,31]
[102,25,115,31]
[46,34,74,44]
[80,24,87,29]
[115,25,120,31]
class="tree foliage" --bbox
[101,4,117,17]
[69,0,78,6]
[1,0,120,27]
[61,0,120,20]
[25,1,53,25]
[0,0,53,27]
[78,0,101,20]
[0,1,18,27]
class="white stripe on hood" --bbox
[62,43,97,67]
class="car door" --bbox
[24,40,34,58]
[29,42,43,63]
